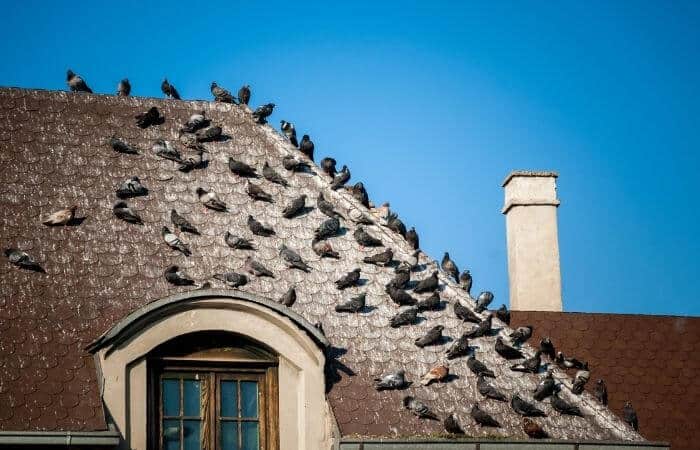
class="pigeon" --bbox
[168,210,197,234]
[477,375,507,401]
[252,103,275,124]
[317,193,344,219]
[467,355,495,378]
[279,286,296,306]
[413,271,438,293]
[454,301,481,323]
[496,337,524,360]
[42,205,77,226]
[511,394,546,417]
[4,249,44,272]
[523,418,548,439]
[228,158,258,177]
[533,371,556,401]
[161,79,181,99]
[195,126,222,142]
[510,351,542,373]
[238,85,251,105]
[415,325,444,348]
[335,268,361,290]
[459,270,473,293]
[385,284,417,306]
[213,272,248,288]
[110,136,139,154]
[330,165,351,190]
[624,401,639,431]
[509,325,533,346]
[113,201,142,224]
[445,334,470,360]
[152,140,181,162]
[388,264,411,289]
[555,352,587,370]
[363,248,393,266]
[196,188,227,211]
[116,176,148,198]
[198,282,212,290]
[224,232,255,250]
[464,315,493,338]
[280,121,298,147]
[66,69,92,93]
[282,195,306,218]
[495,304,511,325]
[279,245,311,272]
[246,181,273,203]
[420,364,449,385]
[117,79,131,96]
[416,292,441,312]
[403,396,438,420]
[470,403,500,427]
[181,111,208,133]
[374,370,408,391]
[314,217,340,240]
[475,291,494,313]
[354,227,382,247]
[441,252,459,282]
[383,211,406,238]
[161,226,191,256]
[594,379,608,406]
[335,293,366,313]
[389,307,418,328]
[320,157,337,177]
[177,148,206,172]
[262,162,288,187]
[210,82,235,103]
[351,182,369,207]
[164,265,194,286]
[539,337,555,360]
[311,239,340,259]
[282,155,310,172]
[299,135,314,160]
[444,414,464,435]
[406,227,419,249]
[571,368,590,395]
[551,393,583,416]
[244,256,274,278]
[135,106,162,128]
[247,215,274,237]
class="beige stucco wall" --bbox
[503,171,563,311]
[94,297,335,450]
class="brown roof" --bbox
[511,311,700,450]
[0,87,641,441]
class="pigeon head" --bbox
[396,369,405,376]
[196,187,206,196]
[624,401,633,408]
[66,69,75,80]
[69,205,78,213]
[478,291,494,302]
[161,226,170,235]
[4,249,15,257]
[443,252,450,259]
[435,325,445,332]
[210,82,218,89]
[597,379,605,385]
[402,396,414,407]
[541,337,551,345]
[113,201,128,209]
[302,134,310,140]
[278,244,288,252]
[165,265,179,273]
[352,268,361,274]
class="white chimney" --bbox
[502,171,563,311]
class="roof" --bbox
[0,87,641,442]
[511,311,700,450]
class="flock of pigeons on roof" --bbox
[3,69,640,439]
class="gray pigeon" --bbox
[385,284,417,306]
[406,227,419,249]
[282,195,306,218]
[495,337,524,360]
[320,157,337,177]
[161,78,181,99]
[533,371,556,401]
[551,393,583,416]
[413,271,438,293]
[374,370,408,390]
[238,85,251,105]
[509,325,533,346]
[510,351,542,373]
[389,307,418,328]
[280,121,298,147]
[459,270,472,293]
[246,181,273,203]
[511,394,546,417]
[113,201,142,224]
[252,103,275,124]
[416,292,441,312]
[299,135,314,160]
[467,355,495,378]
[135,106,162,128]
[446,334,470,360]
[454,301,481,323]
[66,69,92,93]
[262,162,288,187]
[388,263,411,289]
[470,403,500,427]
[210,82,235,103]
[335,268,360,290]
[330,165,350,190]
[224,232,254,250]
[464,315,493,339]
[312,239,340,259]
[475,291,494,313]
[495,304,510,325]
[385,211,407,237]
[623,401,638,431]
[571,368,590,395]
[314,217,340,240]
[539,337,556,360]
[317,193,344,219]
[247,215,274,236]
[244,256,274,278]
[171,209,199,234]
[110,136,139,154]
[555,352,587,370]
[153,140,181,162]
[279,245,311,272]
[279,286,296,306]
[117,78,130,96]
[164,265,194,286]
[351,182,369,207]
[403,396,438,420]
[477,375,507,401]
[228,158,258,177]
[196,188,227,211]
[594,379,608,406]
[161,226,191,256]
[282,155,310,172]
[213,272,248,288]
[177,148,206,172]
[354,227,382,247]
[4,248,44,272]
[415,325,444,348]
[195,126,222,143]
[335,293,366,313]
[441,252,459,282]
[116,176,148,198]
[181,111,208,133]
[363,248,393,266]
[444,414,464,435]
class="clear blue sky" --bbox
[1,1,698,316]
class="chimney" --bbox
[502,171,562,311]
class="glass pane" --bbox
[163,379,180,416]
[220,421,238,450]
[241,382,258,418]
[241,421,259,450]
[183,420,201,450]
[221,380,238,417]
[183,379,201,417]
[163,419,180,450]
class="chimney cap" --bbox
[502,170,559,187]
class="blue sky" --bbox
[1,1,698,316]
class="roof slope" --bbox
[511,311,700,450]
[0,87,640,441]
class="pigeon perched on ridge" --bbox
[282,195,306,218]
[280,121,298,147]
[42,205,77,226]
[388,264,411,289]
[354,226,382,247]
[110,136,139,154]
[213,272,248,288]
[196,188,227,211]
[161,226,191,256]
[510,351,542,373]
[181,111,208,133]
[244,256,274,278]
[509,325,533,346]
[444,414,464,435]
[363,248,393,266]
[478,375,507,401]
[571,368,590,395]
[464,315,493,339]
[311,239,340,259]
[246,182,273,203]
[116,176,148,198]
[169,210,198,234]
[495,304,510,325]
[511,394,546,417]
[320,157,337,177]
[623,402,639,431]
[279,245,311,272]
[470,403,500,427]
[224,232,254,250]
[385,284,417,306]
[446,334,470,360]
[314,217,340,240]
[475,291,494,313]
[330,165,351,190]
[594,379,608,406]
[117,78,131,96]
[454,301,481,323]
[335,268,361,290]
[413,271,439,293]
[66,69,92,93]
[523,418,548,439]
[4,249,44,272]
[539,337,555,360]
[153,140,181,162]
[441,252,459,283]
[164,265,194,286]
[252,103,274,123]
[467,355,495,378]
[551,393,583,416]
[459,270,472,293]
[416,291,441,311]
[533,370,556,401]
[282,155,310,172]
[210,82,235,103]
[351,182,369,207]
[247,215,274,237]
[177,148,206,172]
[299,134,314,160]
[389,307,418,328]
[406,227,419,249]
[238,85,251,105]
[228,158,258,177]
[317,193,344,219]
[161,79,181,99]
[197,282,212,290]
[385,211,406,237]
[113,201,142,224]
[262,162,288,186]
[135,106,162,128]
[374,370,408,391]
[195,125,222,142]
[415,325,444,348]
[403,396,438,420]
[279,286,296,306]
[555,352,587,370]
[335,293,366,313]
[496,337,524,360]
[420,364,449,385]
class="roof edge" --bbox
[0,430,120,447]
[502,170,559,187]
[340,437,668,447]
